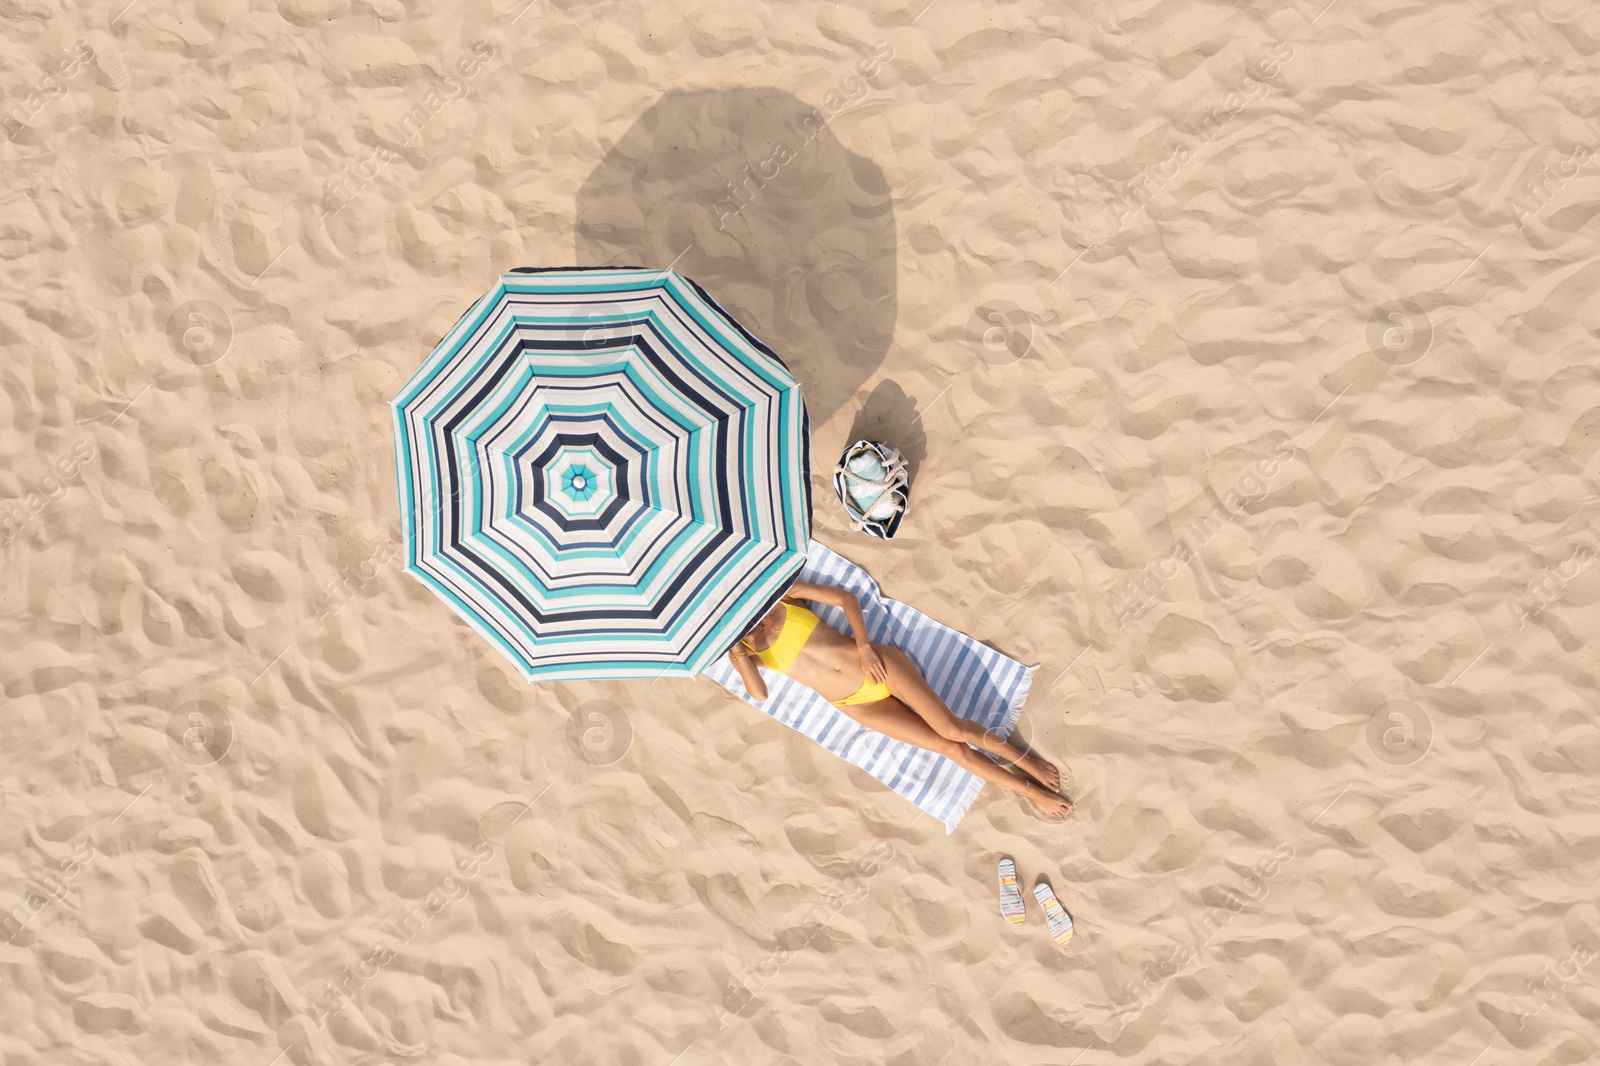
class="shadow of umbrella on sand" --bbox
[575,87,898,434]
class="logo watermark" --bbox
[966,300,1034,366]
[313,540,398,629]
[1107,42,1294,231]
[1509,138,1595,231]
[305,841,497,1027]
[1366,300,1433,367]
[0,440,96,549]
[315,42,497,228]
[1366,699,1431,766]
[166,699,234,766]
[1,41,94,146]
[566,700,633,765]
[1108,441,1297,627]
[0,838,96,945]
[166,300,234,366]
[1510,940,1595,1029]
[1506,534,1596,629]
[566,299,640,367]
[710,42,895,231]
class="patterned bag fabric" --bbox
[833,439,909,539]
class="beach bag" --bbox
[833,439,909,539]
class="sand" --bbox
[3,0,1599,1062]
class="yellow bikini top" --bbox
[742,601,819,674]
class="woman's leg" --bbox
[874,644,1062,791]
[841,695,1071,818]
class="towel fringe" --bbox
[942,775,987,834]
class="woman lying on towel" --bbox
[728,580,1073,819]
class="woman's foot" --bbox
[1022,780,1073,818]
[1015,751,1061,792]
[979,735,1061,791]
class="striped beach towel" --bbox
[704,542,1036,833]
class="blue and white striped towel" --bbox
[704,541,1036,833]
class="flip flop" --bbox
[1034,882,1074,945]
[998,858,1026,925]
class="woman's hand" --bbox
[729,644,768,700]
[859,644,888,684]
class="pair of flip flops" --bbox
[998,857,1074,945]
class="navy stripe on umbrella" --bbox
[392,267,812,680]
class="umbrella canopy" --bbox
[392,266,812,681]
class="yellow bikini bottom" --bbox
[830,677,893,707]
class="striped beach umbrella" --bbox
[392,266,812,681]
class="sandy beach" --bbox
[3,0,1600,1062]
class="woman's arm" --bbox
[729,644,769,701]
[786,580,887,683]
[788,580,872,643]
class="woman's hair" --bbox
[728,603,776,657]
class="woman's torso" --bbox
[747,601,865,702]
